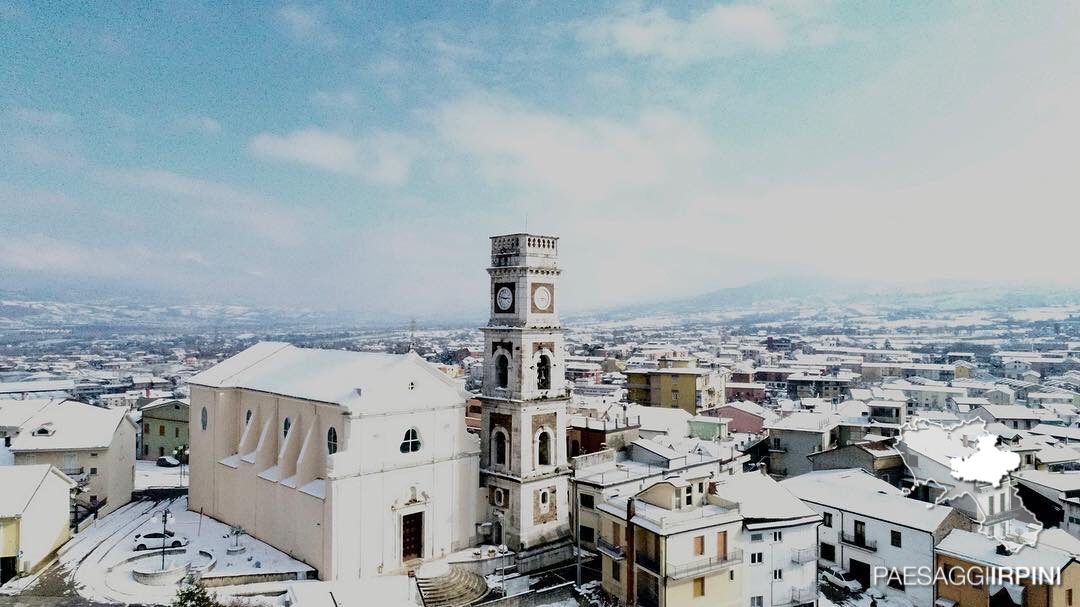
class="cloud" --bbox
[0,234,198,279]
[275,5,337,47]
[575,2,836,64]
[249,128,417,185]
[431,95,718,203]
[100,169,308,247]
[12,107,73,128]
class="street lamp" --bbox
[160,509,169,570]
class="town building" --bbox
[187,342,481,579]
[10,399,135,517]
[139,398,189,460]
[0,465,76,584]
[624,358,725,414]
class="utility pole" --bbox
[160,509,169,570]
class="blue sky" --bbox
[2,2,1078,319]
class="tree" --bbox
[172,576,224,607]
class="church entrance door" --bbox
[403,512,423,562]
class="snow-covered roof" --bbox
[976,405,1054,420]
[188,342,466,413]
[782,469,956,532]
[0,397,57,429]
[0,464,76,518]
[10,400,133,452]
[713,471,817,524]
[936,529,1073,569]
[722,401,777,420]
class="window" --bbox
[751,533,763,542]
[1067,589,1073,606]
[493,429,507,465]
[693,577,705,597]
[773,531,782,542]
[752,597,764,607]
[820,542,835,561]
[495,354,509,389]
[200,407,208,431]
[672,390,679,401]
[158,424,165,436]
[773,569,783,581]
[751,552,763,564]
[823,512,833,527]
[90,467,97,475]
[612,562,621,582]
[698,482,704,493]
[580,494,594,509]
[685,492,693,506]
[175,427,179,438]
[400,428,422,453]
[1000,493,1006,512]
[327,427,338,455]
[143,423,150,434]
[579,525,595,543]
[887,571,905,591]
[537,430,551,466]
[493,488,505,507]
[245,410,252,426]
[694,535,705,556]
[891,530,902,548]
[537,354,551,390]
[283,417,292,439]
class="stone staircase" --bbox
[415,561,490,607]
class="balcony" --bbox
[840,531,877,552]
[635,550,661,574]
[666,549,744,580]
[791,547,816,564]
[597,537,625,561]
[61,466,85,476]
[768,443,788,453]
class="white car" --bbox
[820,565,862,592]
[133,530,188,551]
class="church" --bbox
[186,233,573,580]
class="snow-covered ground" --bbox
[135,458,188,489]
[1,496,313,605]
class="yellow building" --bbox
[935,529,1080,607]
[595,476,743,607]
[624,360,724,414]
[0,465,76,584]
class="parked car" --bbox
[820,565,862,592]
[133,530,187,551]
[156,456,180,467]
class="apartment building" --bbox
[765,412,840,478]
[713,471,821,607]
[10,399,136,517]
[935,529,1080,607]
[624,358,725,414]
[596,477,744,607]
[139,398,189,460]
[783,469,969,607]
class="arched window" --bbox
[495,354,509,389]
[245,410,252,426]
[283,417,292,439]
[400,428,422,453]
[200,407,208,431]
[493,428,508,466]
[537,430,551,466]
[327,427,338,455]
[537,354,551,390]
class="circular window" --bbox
[283,417,292,439]
[200,407,208,431]
[327,427,338,455]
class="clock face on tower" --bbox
[494,283,515,313]
[531,283,555,313]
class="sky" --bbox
[1,2,1078,320]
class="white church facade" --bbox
[187,343,482,580]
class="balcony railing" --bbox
[840,531,877,551]
[635,551,661,574]
[597,537,625,561]
[791,547,816,564]
[666,549,744,580]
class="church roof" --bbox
[189,342,467,414]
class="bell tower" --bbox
[479,234,572,566]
